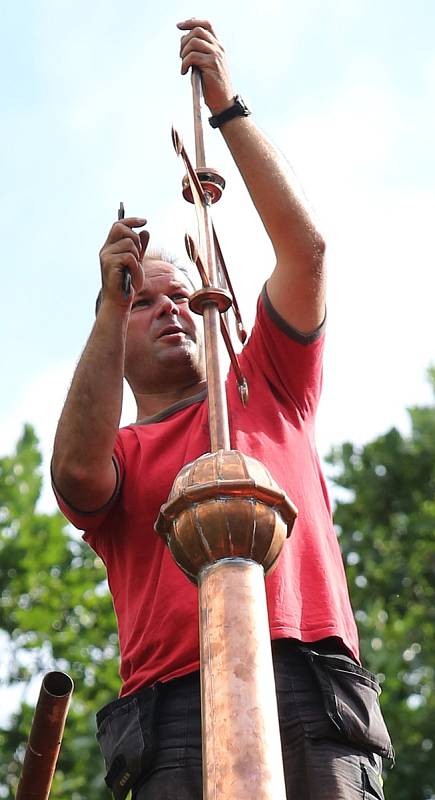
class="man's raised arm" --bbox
[51,218,148,512]
[178,19,325,334]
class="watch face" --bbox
[234,95,250,115]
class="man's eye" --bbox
[172,293,189,303]
[132,299,151,310]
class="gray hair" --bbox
[145,247,197,291]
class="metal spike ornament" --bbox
[155,68,297,799]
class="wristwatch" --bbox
[208,95,251,129]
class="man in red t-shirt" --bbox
[52,18,392,800]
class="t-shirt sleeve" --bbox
[51,435,126,532]
[242,284,326,419]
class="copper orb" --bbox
[155,449,297,582]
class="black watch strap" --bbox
[208,95,251,129]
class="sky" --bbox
[1,0,435,518]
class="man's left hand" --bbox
[177,19,234,115]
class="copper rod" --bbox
[176,65,287,800]
[201,198,230,451]
[185,232,248,403]
[213,223,247,343]
[172,127,207,213]
[220,315,246,390]
[16,671,74,800]
[199,559,287,799]
[191,68,206,168]
[203,304,230,451]
[185,233,210,287]
[190,71,230,452]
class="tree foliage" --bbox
[1,369,435,799]
[328,368,435,800]
[0,425,117,799]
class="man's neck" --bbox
[134,379,207,421]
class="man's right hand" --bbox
[99,217,149,308]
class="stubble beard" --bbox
[126,334,205,396]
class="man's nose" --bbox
[157,295,180,317]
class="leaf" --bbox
[328,379,435,798]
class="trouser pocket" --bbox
[300,646,394,762]
[96,684,158,800]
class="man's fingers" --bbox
[179,27,215,56]
[105,220,147,252]
[104,238,141,262]
[180,37,219,76]
[177,19,215,35]
[181,51,214,76]
[139,229,150,261]
[101,251,140,275]
[129,259,144,294]
[180,36,215,61]
[100,251,142,286]
[120,216,147,228]
[108,217,147,240]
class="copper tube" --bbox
[201,220,230,448]
[16,671,74,800]
[199,559,286,799]
[189,71,230,452]
[212,223,247,343]
[203,303,230,451]
[219,316,247,400]
[177,63,287,800]
[191,68,206,168]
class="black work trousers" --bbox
[97,640,393,799]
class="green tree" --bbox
[328,369,435,800]
[2,370,435,800]
[0,425,118,799]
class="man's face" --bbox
[124,260,204,392]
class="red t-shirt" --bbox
[54,288,359,696]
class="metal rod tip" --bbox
[171,127,183,156]
[185,233,198,263]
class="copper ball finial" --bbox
[155,449,297,582]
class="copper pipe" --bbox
[201,199,230,451]
[212,223,247,343]
[220,315,248,404]
[203,303,230,451]
[191,68,206,168]
[199,559,286,799]
[190,74,230,452]
[162,63,290,800]
[16,671,74,800]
